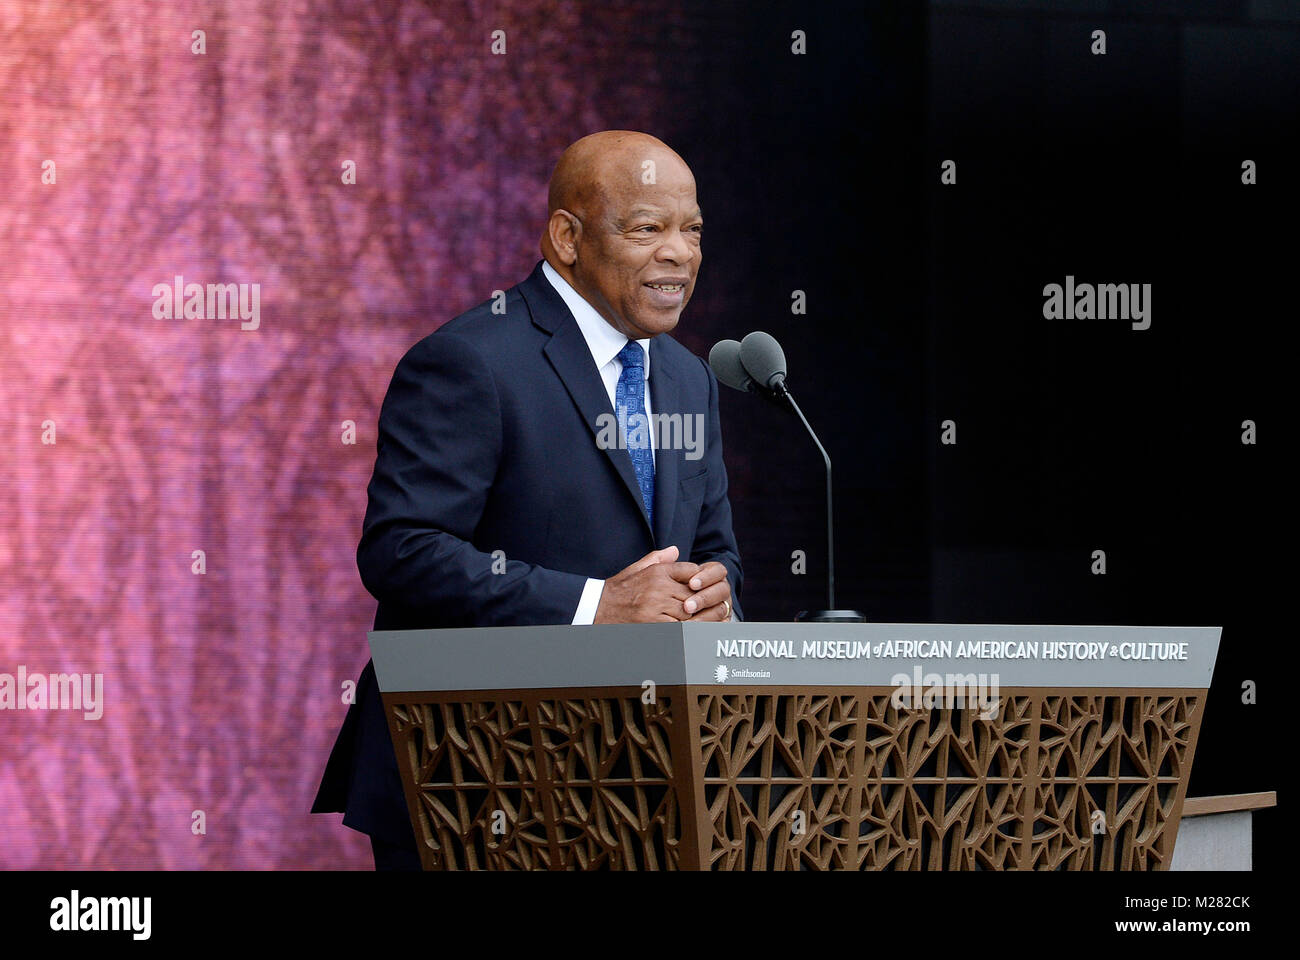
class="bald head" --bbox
[541,131,703,341]
[546,130,688,218]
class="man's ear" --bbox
[547,209,581,266]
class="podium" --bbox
[370,622,1219,870]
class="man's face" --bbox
[570,158,702,340]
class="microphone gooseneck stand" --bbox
[774,381,866,624]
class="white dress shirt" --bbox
[541,261,654,625]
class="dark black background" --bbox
[655,0,1292,871]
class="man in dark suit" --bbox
[311,130,743,869]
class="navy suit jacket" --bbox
[312,260,744,845]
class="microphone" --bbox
[708,339,757,393]
[737,330,787,390]
[712,332,865,623]
[709,336,790,412]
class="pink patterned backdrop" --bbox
[0,0,685,868]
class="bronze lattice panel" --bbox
[696,692,1034,870]
[389,692,684,870]
[1024,694,1199,871]
[385,686,1204,870]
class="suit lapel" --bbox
[648,342,681,548]
[519,263,654,540]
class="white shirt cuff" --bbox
[571,577,605,625]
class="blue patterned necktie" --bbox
[615,340,655,527]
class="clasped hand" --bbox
[593,545,731,623]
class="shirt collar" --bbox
[542,260,651,379]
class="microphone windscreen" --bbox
[709,339,755,392]
[739,331,787,389]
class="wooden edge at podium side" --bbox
[1181,792,1277,817]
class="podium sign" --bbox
[370,622,1219,871]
